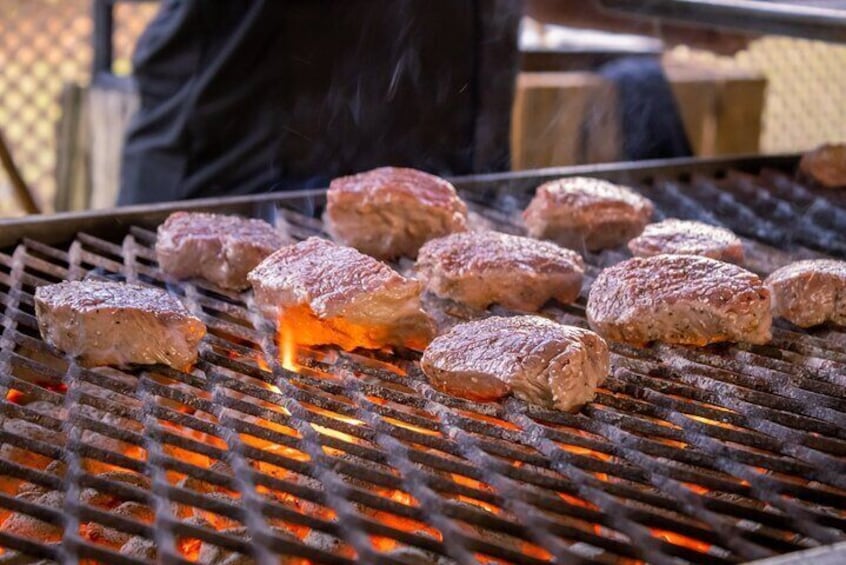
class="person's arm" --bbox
[524,0,755,55]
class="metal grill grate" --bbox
[0,156,845,564]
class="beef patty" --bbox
[628,219,744,264]
[587,254,771,346]
[420,315,609,411]
[248,237,435,350]
[35,280,206,368]
[523,176,654,252]
[155,212,289,290]
[799,143,846,188]
[765,259,846,327]
[416,231,584,311]
[324,167,468,259]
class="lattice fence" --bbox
[669,35,846,154]
[0,0,155,216]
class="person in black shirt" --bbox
[119,1,523,204]
[119,1,751,205]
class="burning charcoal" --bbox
[34,280,207,369]
[177,463,236,501]
[523,176,654,252]
[0,490,63,543]
[197,526,301,564]
[416,231,584,312]
[302,528,353,557]
[421,316,609,411]
[155,211,290,290]
[79,471,151,509]
[248,237,435,351]
[120,536,158,560]
[324,167,468,260]
[80,501,155,548]
[387,547,457,565]
[193,492,243,531]
[0,418,64,470]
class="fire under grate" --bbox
[0,156,845,564]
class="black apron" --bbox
[119,0,522,205]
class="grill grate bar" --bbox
[2,157,846,563]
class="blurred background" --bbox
[1,0,846,216]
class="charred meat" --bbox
[799,143,846,188]
[248,237,435,350]
[628,219,744,264]
[34,280,206,368]
[523,176,654,252]
[587,254,771,346]
[420,315,609,411]
[765,259,846,327]
[416,231,584,311]
[156,211,289,290]
[324,166,468,259]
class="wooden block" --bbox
[511,72,620,170]
[88,83,139,209]
[55,83,91,212]
[665,63,719,157]
[714,75,766,155]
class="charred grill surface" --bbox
[0,155,845,564]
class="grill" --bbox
[0,154,845,565]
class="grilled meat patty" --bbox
[765,259,846,327]
[156,212,289,290]
[248,237,435,350]
[628,219,744,264]
[324,166,468,259]
[587,254,771,346]
[523,176,654,252]
[799,143,846,188]
[416,231,584,311]
[420,315,609,411]
[34,280,206,368]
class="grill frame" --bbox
[0,153,845,565]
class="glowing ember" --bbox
[4,382,67,404]
[368,488,441,552]
[686,414,739,430]
[557,443,613,462]
[651,528,711,554]
[5,389,23,404]
[683,482,711,496]
[451,474,500,514]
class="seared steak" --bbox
[324,167,468,259]
[416,231,584,311]
[35,280,206,368]
[523,176,654,251]
[587,254,771,346]
[420,315,609,411]
[248,237,435,350]
[799,143,846,188]
[765,259,846,327]
[628,219,744,264]
[156,212,289,290]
